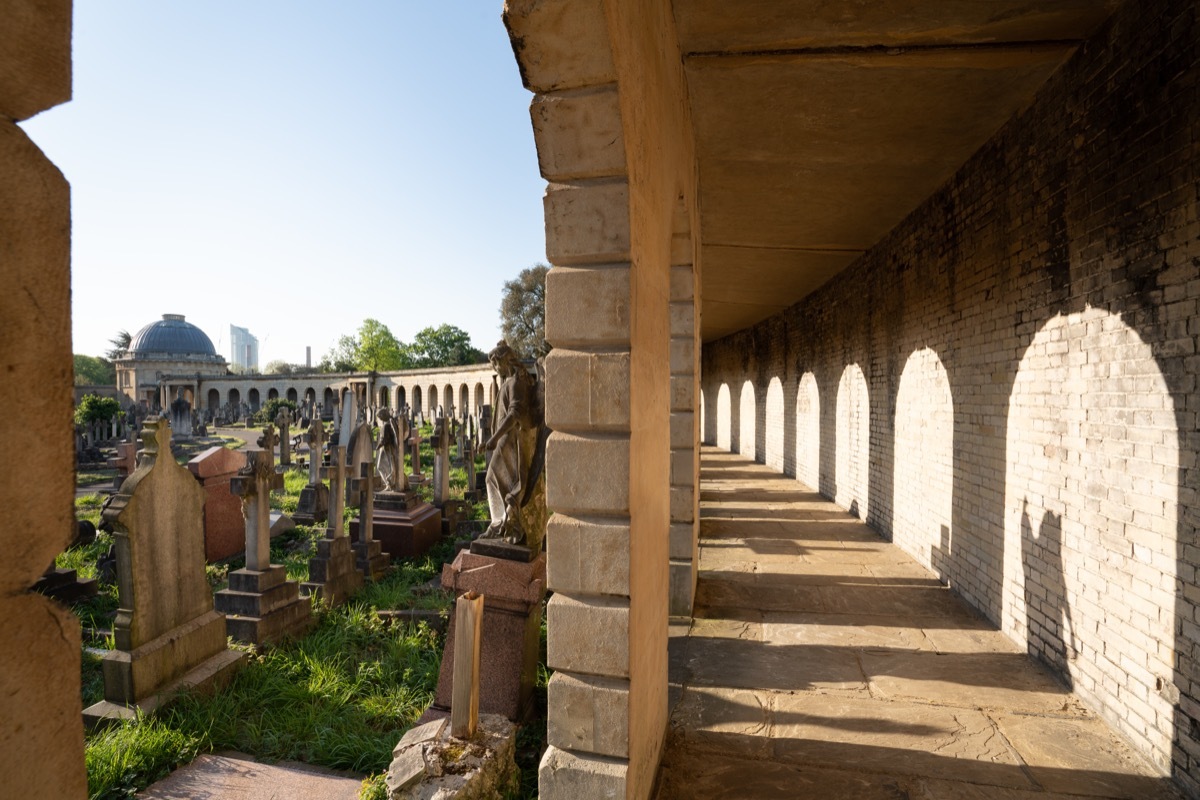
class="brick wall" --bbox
[700,0,1200,787]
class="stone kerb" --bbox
[84,418,244,726]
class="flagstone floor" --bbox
[655,447,1182,800]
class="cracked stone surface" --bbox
[655,449,1184,800]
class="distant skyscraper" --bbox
[230,325,259,371]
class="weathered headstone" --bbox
[301,395,363,605]
[293,418,330,526]
[275,406,292,466]
[477,405,493,471]
[187,445,249,562]
[431,416,451,507]
[169,389,193,439]
[83,417,244,726]
[213,427,314,645]
[107,441,138,492]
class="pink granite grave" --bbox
[430,550,546,721]
[187,446,248,562]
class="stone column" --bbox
[0,3,87,795]
[507,1,698,796]
[669,245,700,616]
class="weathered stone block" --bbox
[0,0,71,121]
[670,338,695,375]
[670,448,695,489]
[546,265,631,346]
[544,181,630,266]
[670,301,695,338]
[547,672,630,758]
[544,348,631,432]
[668,560,696,617]
[0,594,86,798]
[547,593,629,677]
[670,486,695,524]
[670,373,695,412]
[502,0,616,93]
[670,265,695,302]
[1,120,72,596]
[546,432,630,514]
[670,412,695,451]
[546,514,630,596]
[532,86,625,181]
[669,522,695,561]
[538,745,627,798]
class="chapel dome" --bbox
[128,314,218,357]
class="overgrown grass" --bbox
[73,418,545,799]
[77,468,117,486]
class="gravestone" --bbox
[83,417,244,727]
[107,441,138,492]
[301,396,364,605]
[293,418,330,526]
[431,551,546,722]
[169,390,193,439]
[347,461,391,581]
[408,427,425,484]
[275,407,292,466]
[477,405,493,473]
[431,416,451,507]
[213,427,314,645]
[187,445,249,562]
[463,437,477,502]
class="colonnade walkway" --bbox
[656,447,1182,799]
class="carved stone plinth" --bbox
[300,534,363,606]
[214,565,314,645]
[350,538,391,582]
[431,550,546,721]
[352,491,442,561]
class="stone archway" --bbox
[738,380,756,462]
[1002,308,1178,770]
[795,373,819,489]
[764,377,784,472]
[716,383,732,450]
[892,348,953,575]
[835,364,869,519]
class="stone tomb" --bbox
[430,551,547,721]
[362,489,442,561]
[213,427,314,645]
[301,398,363,605]
[187,445,249,562]
[83,418,244,727]
[107,440,138,492]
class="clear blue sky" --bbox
[21,2,547,367]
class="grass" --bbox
[77,468,117,486]
[70,419,545,799]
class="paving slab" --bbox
[136,753,363,800]
[657,448,1184,800]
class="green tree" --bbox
[499,264,549,359]
[263,360,295,375]
[105,329,132,360]
[408,324,485,367]
[319,334,360,373]
[357,318,410,372]
[256,397,298,425]
[74,394,122,426]
[73,354,116,385]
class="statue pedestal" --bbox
[214,565,314,645]
[431,550,546,721]
[353,491,441,560]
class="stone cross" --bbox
[463,436,476,495]
[229,431,284,572]
[432,416,451,506]
[320,391,357,537]
[275,407,292,466]
[349,462,380,545]
[409,428,424,481]
[306,417,326,485]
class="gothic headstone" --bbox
[83,417,244,726]
[301,393,363,604]
[293,418,330,526]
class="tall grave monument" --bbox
[346,419,391,581]
[293,417,330,525]
[213,425,314,645]
[432,343,548,721]
[83,418,244,726]
[301,394,363,604]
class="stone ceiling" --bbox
[675,0,1121,342]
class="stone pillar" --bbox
[0,3,87,795]
[668,242,700,616]
[432,416,451,507]
[507,1,698,796]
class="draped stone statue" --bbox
[479,341,548,552]
[375,407,402,493]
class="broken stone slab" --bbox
[386,713,517,800]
